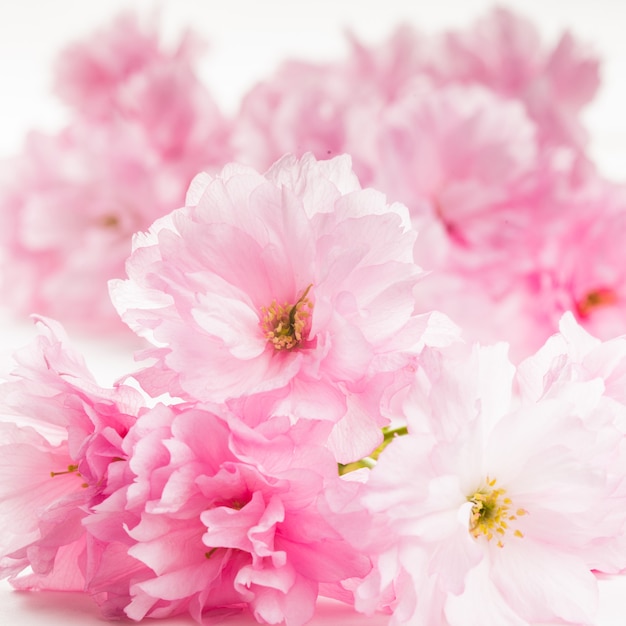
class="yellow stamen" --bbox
[261,284,313,351]
[467,477,526,548]
[50,464,79,478]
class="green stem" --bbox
[338,424,409,475]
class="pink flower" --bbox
[516,183,626,347]
[53,11,231,169]
[54,12,200,122]
[340,76,594,360]
[518,311,626,410]
[349,343,623,625]
[111,154,451,453]
[0,123,177,329]
[235,7,598,177]
[347,80,538,246]
[342,9,599,157]
[436,7,600,150]
[0,11,230,331]
[86,402,370,624]
[0,317,142,590]
[233,60,353,172]
[516,313,626,573]
[229,8,602,361]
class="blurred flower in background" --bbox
[0,12,231,332]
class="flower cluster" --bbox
[1,151,626,626]
[1,6,626,626]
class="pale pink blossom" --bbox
[348,7,600,151]
[516,313,626,573]
[233,60,353,172]
[111,154,454,458]
[0,12,230,331]
[0,317,142,590]
[349,343,624,625]
[333,74,587,362]
[235,7,598,176]
[436,7,600,150]
[54,12,201,123]
[230,8,604,362]
[518,311,626,410]
[420,177,626,360]
[86,401,370,624]
[53,11,231,171]
[0,123,181,329]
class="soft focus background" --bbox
[0,1,625,624]
[1,0,626,179]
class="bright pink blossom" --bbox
[86,402,370,624]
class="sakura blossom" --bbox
[519,183,626,346]
[348,342,626,625]
[233,60,353,173]
[84,401,370,624]
[434,7,600,151]
[230,6,612,360]
[234,7,599,172]
[110,153,454,449]
[514,314,626,572]
[0,12,231,331]
[347,80,538,245]
[0,317,142,591]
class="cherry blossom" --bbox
[0,317,142,590]
[0,12,230,331]
[85,401,370,624]
[110,154,454,453]
[349,343,625,625]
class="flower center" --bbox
[576,287,617,319]
[261,284,313,351]
[467,477,526,548]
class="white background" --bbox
[0,1,625,624]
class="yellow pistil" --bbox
[576,288,618,319]
[467,477,526,548]
[261,284,313,351]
